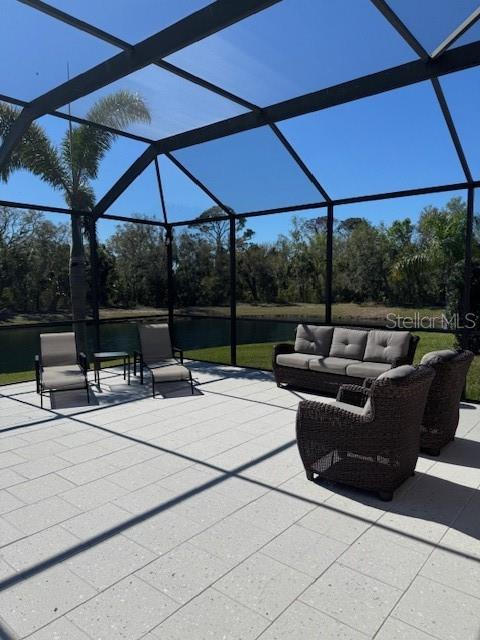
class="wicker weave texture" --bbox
[296,366,435,499]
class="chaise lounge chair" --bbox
[134,323,194,398]
[35,332,89,408]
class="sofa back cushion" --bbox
[329,328,368,360]
[295,324,334,356]
[364,330,411,364]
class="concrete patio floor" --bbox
[0,361,478,640]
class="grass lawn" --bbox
[185,331,480,402]
[0,302,444,326]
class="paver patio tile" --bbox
[137,542,230,603]
[300,564,401,636]
[150,588,268,640]
[0,565,95,637]
[393,576,480,640]
[215,552,312,621]
[257,601,368,640]
[67,575,178,640]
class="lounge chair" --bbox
[420,349,474,456]
[296,365,435,500]
[35,332,89,408]
[134,323,194,397]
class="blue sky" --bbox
[0,0,478,242]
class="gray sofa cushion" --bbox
[329,328,368,360]
[364,330,411,364]
[294,325,334,356]
[309,357,360,375]
[345,361,391,379]
[420,349,457,366]
[377,364,416,381]
[277,353,316,370]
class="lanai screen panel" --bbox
[172,126,323,215]
[278,81,465,199]
[386,0,480,54]
[57,65,248,141]
[0,0,119,101]
[166,0,417,107]
[47,0,212,42]
[440,67,480,179]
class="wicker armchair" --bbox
[420,349,474,456]
[296,365,435,500]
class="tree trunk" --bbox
[69,215,87,354]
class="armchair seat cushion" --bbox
[345,361,391,378]
[276,353,316,369]
[309,357,360,375]
[150,364,190,382]
[42,365,85,390]
[333,400,370,416]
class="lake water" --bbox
[0,317,297,374]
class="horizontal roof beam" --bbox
[0,0,281,169]
[154,39,480,154]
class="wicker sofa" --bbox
[296,364,435,500]
[273,324,419,395]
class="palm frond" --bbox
[60,91,151,184]
[0,103,67,189]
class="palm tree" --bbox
[0,91,151,351]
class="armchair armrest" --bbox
[336,384,371,407]
[296,399,370,447]
[34,354,41,394]
[173,347,184,364]
[78,352,88,373]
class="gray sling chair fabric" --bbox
[35,332,89,408]
[135,323,194,397]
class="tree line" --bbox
[0,198,478,321]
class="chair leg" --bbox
[40,390,43,409]
[86,382,90,405]
[190,372,194,395]
[306,469,314,481]
[152,373,155,398]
